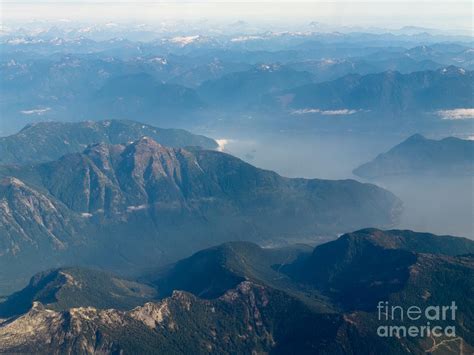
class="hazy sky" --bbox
[1,1,472,31]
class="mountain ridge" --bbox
[353,134,474,178]
[0,119,218,165]
[0,137,402,294]
[271,66,473,113]
[1,228,473,354]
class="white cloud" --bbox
[127,205,148,212]
[291,108,359,116]
[216,139,231,152]
[437,108,474,120]
[20,107,51,115]
[1,1,471,33]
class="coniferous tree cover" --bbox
[0,1,472,354]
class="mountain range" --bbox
[1,228,472,354]
[272,66,473,113]
[1,29,473,353]
[353,134,474,178]
[3,50,472,134]
[198,64,314,107]
[90,73,205,119]
[0,136,401,294]
[0,119,218,164]
[287,57,444,82]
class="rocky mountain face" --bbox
[1,228,472,354]
[0,176,81,255]
[0,119,218,165]
[273,66,473,112]
[0,137,402,294]
[0,267,157,318]
[0,282,398,355]
[353,134,474,178]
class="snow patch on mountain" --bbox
[169,35,200,46]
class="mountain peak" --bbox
[30,301,46,312]
[123,136,170,159]
[83,142,114,155]
[353,133,474,178]
[133,136,164,148]
[405,133,426,142]
[284,228,474,310]
[438,65,466,75]
[0,177,25,188]
[330,228,474,256]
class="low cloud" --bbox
[292,108,359,116]
[216,139,232,152]
[20,107,51,115]
[127,205,148,212]
[437,108,474,120]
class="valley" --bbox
[0,8,473,353]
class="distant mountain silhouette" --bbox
[353,134,474,178]
[272,67,473,113]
